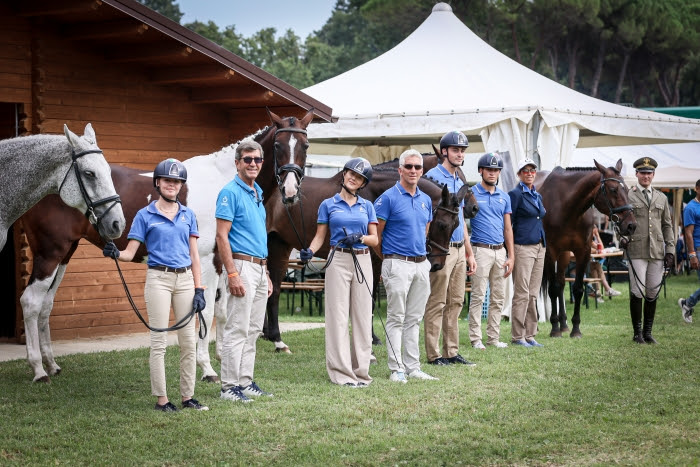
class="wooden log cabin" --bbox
[0,0,332,342]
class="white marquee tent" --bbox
[303,3,700,171]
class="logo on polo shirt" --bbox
[421,202,428,210]
[359,206,366,213]
[220,195,229,207]
[376,197,383,206]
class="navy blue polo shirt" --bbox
[374,182,433,256]
[425,164,465,243]
[470,183,511,245]
[317,194,378,249]
[128,201,199,268]
[215,175,267,258]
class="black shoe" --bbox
[427,357,450,365]
[447,354,476,366]
[182,398,209,411]
[154,401,178,412]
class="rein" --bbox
[58,148,122,240]
[109,255,208,338]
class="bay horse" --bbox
[0,123,125,250]
[538,159,637,338]
[262,167,479,353]
[17,110,313,382]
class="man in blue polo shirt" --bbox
[468,152,514,350]
[374,149,437,382]
[424,131,477,367]
[679,178,700,324]
[215,139,273,403]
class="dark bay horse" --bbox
[17,110,314,382]
[537,159,637,338]
[262,167,479,352]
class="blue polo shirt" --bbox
[425,164,465,243]
[317,194,378,249]
[215,175,267,258]
[684,198,700,250]
[128,201,199,268]
[470,183,511,245]
[374,182,433,256]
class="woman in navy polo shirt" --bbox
[103,159,208,412]
[508,158,546,348]
[300,158,378,387]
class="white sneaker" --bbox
[472,341,486,350]
[679,298,694,324]
[487,341,508,348]
[607,288,622,297]
[407,369,439,381]
[596,297,606,304]
[389,371,407,383]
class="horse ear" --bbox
[441,184,450,204]
[593,159,605,173]
[83,123,96,145]
[456,183,471,203]
[64,124,80,149]
[614,158,623,173]
[432,144,443,163]
[300,108,315,128]
[267,108,282,127]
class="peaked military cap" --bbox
[633,157,657,172]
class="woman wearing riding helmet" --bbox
[300,158,378,387]
[102,158,208,412]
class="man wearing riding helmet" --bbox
[301,157,378,387]
[468,152,514,350]
[424,131,477,367]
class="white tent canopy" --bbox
[303,3,700,170]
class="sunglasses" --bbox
[521,168,537,174]
[402,164,423,170]
[241,156,263,164]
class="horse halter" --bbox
[273,127,307,204]
[58,148,122,236]
[426,204,460,258]
[597,175,633,227]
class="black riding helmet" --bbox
[477,152,504,170]
[343,157,373,185]
[153,158,187,202]
[439,130,469,154]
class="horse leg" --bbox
[36,264,68,379]
[196,253,220,382]
[20,273,58,382]
[214,273,227,361]
[569,279,584,338]
[265,237,291,353]
[548,282,562,338]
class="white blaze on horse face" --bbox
[282,134,299,198]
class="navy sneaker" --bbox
[427,357,451,365]
[220,386,253,403]
[526,339,544,347]
[154,401,178,412]
[446,354,476,366]
[241,381,273,398]
[182,398,209,411]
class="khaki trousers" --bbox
[424,244,466,361]
[510,243,545,341]
[220,260,268,390]
[382,258,431,374]
[468,247,507,345]
[144,268,196,399]
[628,258,664,299]
[324,252,373,385]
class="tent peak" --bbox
[432,2,452,13]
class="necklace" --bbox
[158,203,178,214]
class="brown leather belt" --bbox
[471,242,504,250]
[450,242,464,248]
[384,254,427,263]
[149,265,191,274]
[233,253,267,265]
[337,247,370,255]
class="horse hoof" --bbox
[201,375,220,383]
[570,333,582,339]
[372,337,382,346]
[275,346,292,354]
[550,332,562,338]
[34,375,51,383]
[561,327,570,333]
[51,368,62,376]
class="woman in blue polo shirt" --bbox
[300,158,378,387]
[102,159,208,412]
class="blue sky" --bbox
[177,0,337,38]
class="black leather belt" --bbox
[337,247,370,255]
[384,254,427,263]
[233,253,267,265]
[450,242,464,248]
[149,265,191,273]
[471,242,504,250]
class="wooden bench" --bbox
[280,281,325,316]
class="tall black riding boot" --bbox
[643,298,658,344]
[630,295,645,344]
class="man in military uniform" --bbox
[626,157,675,344]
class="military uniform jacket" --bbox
[627,184,674,260]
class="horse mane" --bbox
[565,165,621,175]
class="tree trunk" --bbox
[614,52,630,104]
[511,22,521,63]
[566,36,580,89]
[549,47,559,82]
[590,39,606,98]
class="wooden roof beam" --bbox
[190,86,277,104]
[63,19,149,41]
[105,43,193,63]
[15,0,103,17]
[149,65,236,85]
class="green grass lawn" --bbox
[1,274,699,465]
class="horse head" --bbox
[593,158,637,238]
[266,108,314,205]
[426,183,461,272]
[61,123,125,240]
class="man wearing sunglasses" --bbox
[423,131,477,367]
[215,139,274,403]
[374,149,438,382]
